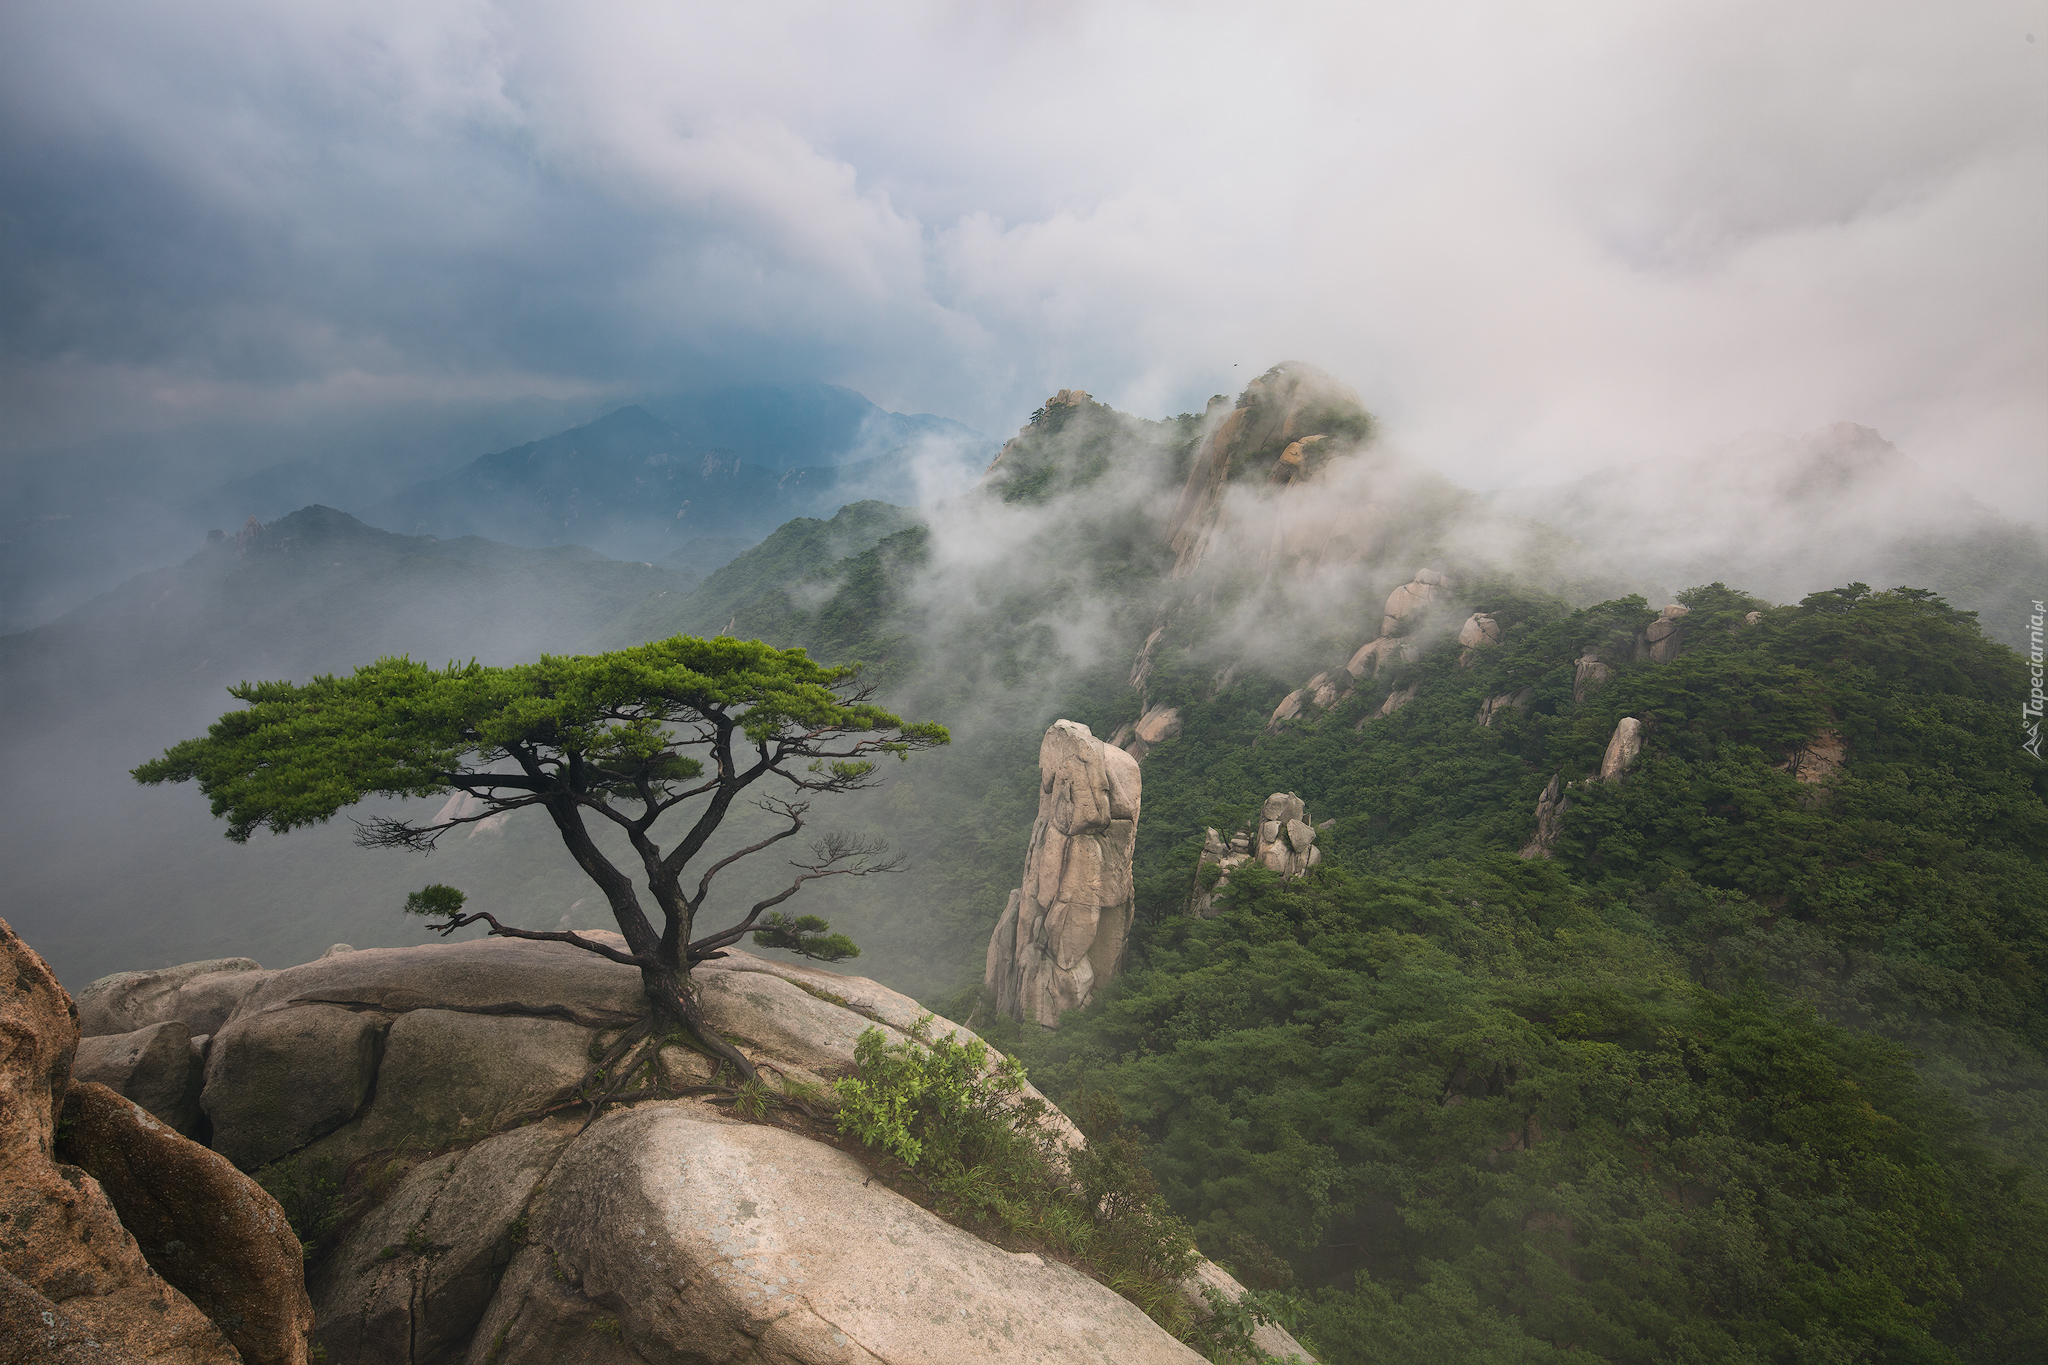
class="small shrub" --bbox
[832,1018,1209,1343]
[257,1155,343,1254]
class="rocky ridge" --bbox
[73,928,1308,1364]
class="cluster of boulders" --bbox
[1189,794,1326,917]
[1268,567,1488,730]
[0,918,314,1365]
[55,922,1307,1364]
[984,720,1143,1029]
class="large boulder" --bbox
[198,937,649,1173]
[310,1119,578,1365]
[984,720,1142,1028]
[1121,702,1183,760]
[468,1101,1209,1365]
[60,1082,313,1365]
[1599,717,1644,783]
[1379,568,1449,635]
[1457,611,1503,668]
[116,933,1280,1363]
[203,1002,385,1172]
[76,958,271,1039]
[72,1021,203,1134]
[0,918,240,1364]
[1637,604,1690,663]
[219,938,646,1029]
[304,1010,594,1173]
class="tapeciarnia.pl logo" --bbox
[2026,599,2044,760]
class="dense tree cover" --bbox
[957,583,2048,1363]
[987,859,2048,1362]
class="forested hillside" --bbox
[647,371,2048,1362]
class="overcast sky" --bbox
[3,1,2043,512]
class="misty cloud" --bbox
[1,1,2041,514]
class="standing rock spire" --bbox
[983,721,1142,1028]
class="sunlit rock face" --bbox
[984,721,1142,1029]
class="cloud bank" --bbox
[2,0,2042,513]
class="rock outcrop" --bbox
[468,1104,1209,1365]
[1637,604,1690,663]
[1373,684,1419,720]
[1166,362,1373,578]
[1572,652,1613,705]
[85,932,1305,1363]
[309,1119,578,1365]
[1268,567,1453,731]
[984,720,1142,1028]
[1518,774,1574,860]
[1191,793,1323,916]
[1475,686,1535,727]
[1521,717,1647,858]
[60,1082,313,1365]
[0,918,246,1364]
[1457,611,1502,667]
[1114,702,1183,761]
[1599,717,1644,782]
[72,1020,203,1135]
[1776,727,1848,784]
[76,958,272,1040]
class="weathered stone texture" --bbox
[0,918,242,1364]
[985,721,1141,1028]
[60,1082,312,1365]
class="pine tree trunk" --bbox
[640,959,756,1082]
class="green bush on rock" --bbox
[833,1017,1284,1360]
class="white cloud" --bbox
[2,0,2041,512]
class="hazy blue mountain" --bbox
[0,394,614,634]
[639,382,980,470]
[0,382,987,635]
[361,401,985,563]
[0,504,693,723]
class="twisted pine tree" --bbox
[134,635,947,1079]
